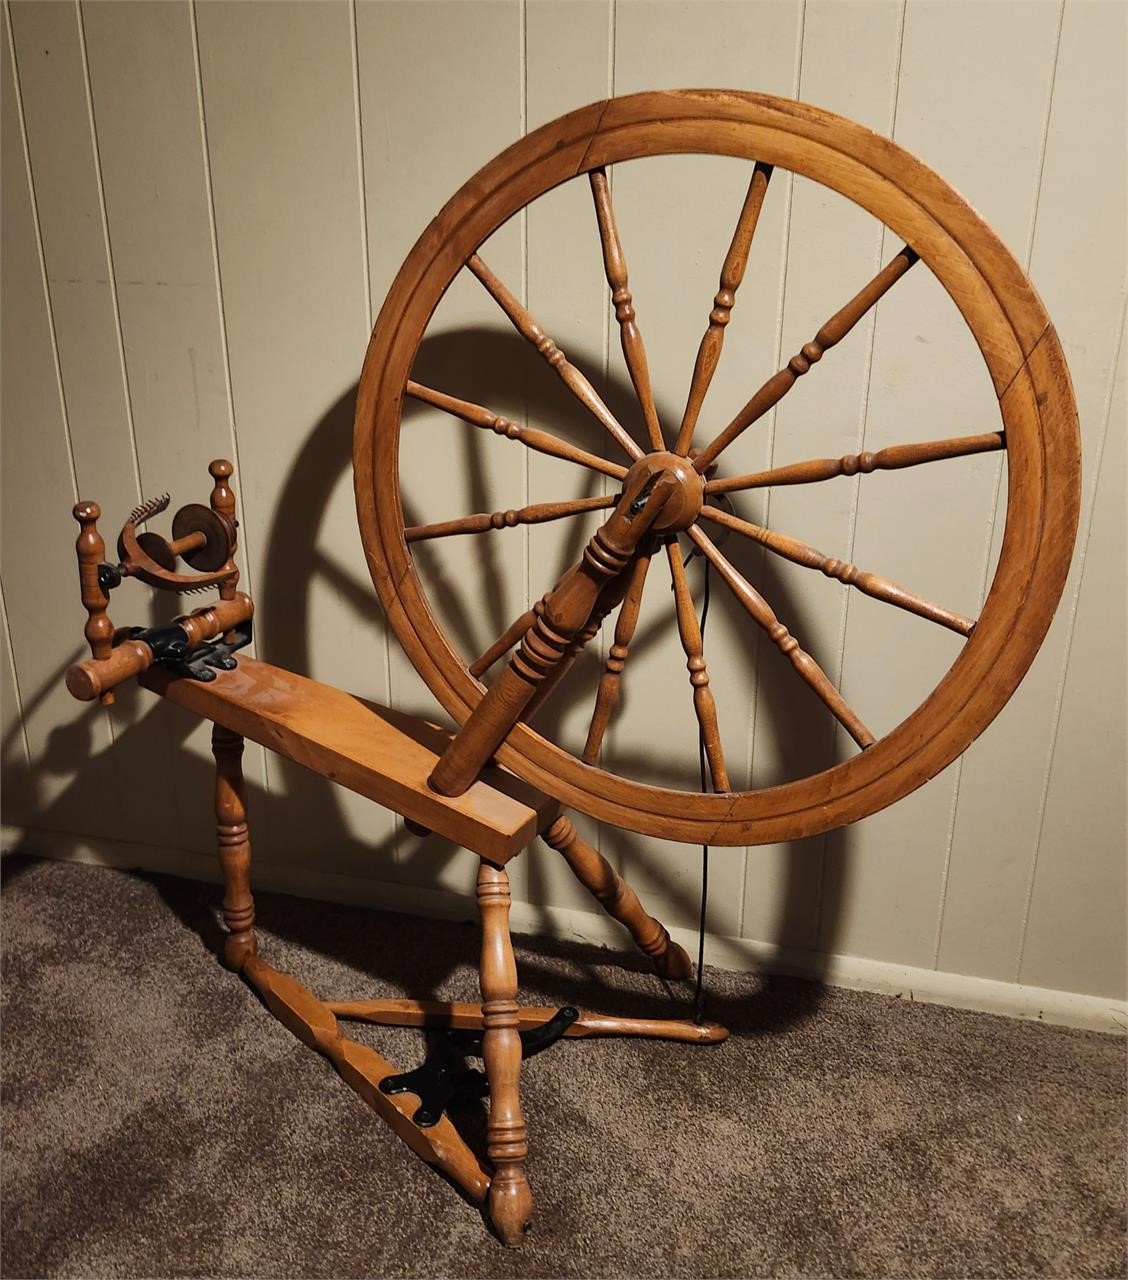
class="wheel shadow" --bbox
[3,324,856,1040]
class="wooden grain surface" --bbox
[140,657,558,863]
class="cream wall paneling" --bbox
[1,0,1124,1011]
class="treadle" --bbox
[243,955,492,1202]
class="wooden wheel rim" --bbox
[354,89,1080,847]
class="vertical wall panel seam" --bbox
[814,0,910,954]
[934,0,1066,969]
[738,0,806,938]
[4,0,79,502]
[520,0,530,628]
[602,0,615,869]
[0,579,33,771]
[74,0,143,504]
[1014,293,1128,982]
[3,0,118,752]
[349,0,398,863]
[187,0,269,791]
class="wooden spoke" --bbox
[406,381,628,481]
[706,431,1006,495]
[405,494,615,544]
[467,253,644,460]
[665,540,731,791]
[589,169,664,452]
[698,506,975,637]
[582,549,652,763]
[674,162,773,456]
[470,601,544,678]
[694,246,920,472]
[687,525,875,749]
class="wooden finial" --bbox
[208,459,240,634]
[72,500,115,706]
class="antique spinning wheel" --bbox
[354,89,1081,845]
[63,88,1083,1251]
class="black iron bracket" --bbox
[379,1006,579,1128]
[125,616,253,683]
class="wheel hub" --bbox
[624,450,704,533]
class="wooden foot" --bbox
[211,724,257,970]
[243,955,491,1202]
[543,814,693,980]
[477,861,533,1247]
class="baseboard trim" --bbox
[5,823,1124,1035]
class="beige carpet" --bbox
[1,854,1124,1279]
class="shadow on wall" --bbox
[2,326,858,1034]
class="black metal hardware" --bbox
[125,617,253,683]
[379,1006,579,1128]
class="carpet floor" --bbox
[1,854,1124,1279]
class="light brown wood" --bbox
[589,168,664,451]
[208,459,241,645]
[72,500,116,706]
[467,252,643,461]
[243,955,490,1202]
[427,459,680,797]
[705,431,1007,495]
[354,88,1080,847]
[140,656,559,863]
[406,381,628,481]
[698,505,976,636]
[541,814,693,979]
[324,997,726,1043]
[688,525,875,749]
[582,548,651,763]
[665,539,731,791]
[477,861,532,1247]
[470,600,544,679]
[675,161,773,455]
[65,591,255,702]
[405,494,615,543]
[694,246,919,472]
[211,724,257,970]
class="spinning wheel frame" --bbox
[354,90,1080,848]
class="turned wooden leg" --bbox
[477,860,533,1248]
[211,723,257,971]
[543,814,692,979]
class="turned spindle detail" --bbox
[477,861,533,1248]
[688,526,875,748]
[705,431,1007,495]
[72,501,116,706]
[468,253,643,461]
[698,505,975,636]
[208,459,239,604]
[428,463,677,797]
[589,168,664,451]
[542,815,692,979]
[212,724,257,970]
[666,539,731,790]
[406,382,628,481]
[695,246,919,472]
[582,548,652,763]
[676,161,773,455]
[405,494,615,543]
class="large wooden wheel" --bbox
[354,90,1080,848]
